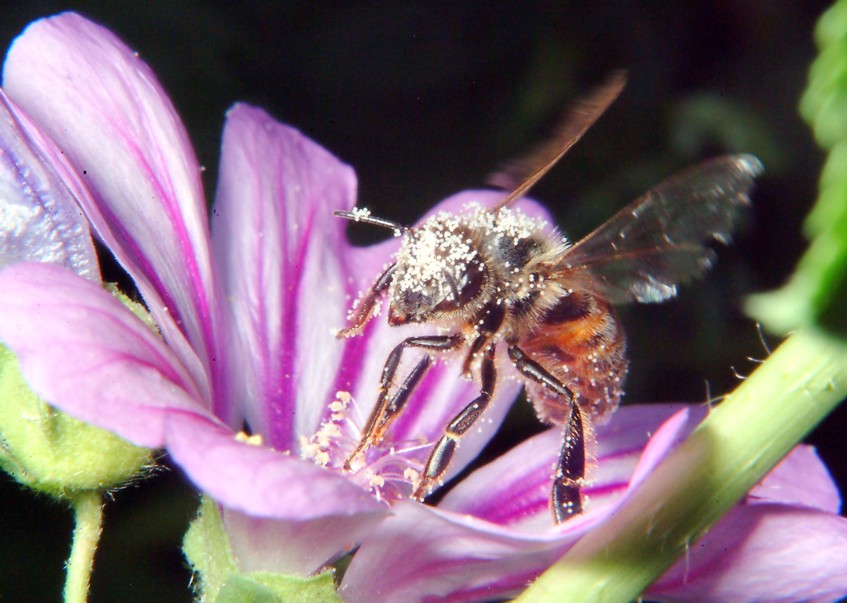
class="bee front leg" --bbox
[412,344,497,500]
[337,263,397,338]
[508,345,584,522]
[344,334,463,470]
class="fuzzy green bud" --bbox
[0,344,153,498]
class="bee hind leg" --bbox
[551,405,585,522]
[507,345,584,523]
[412,344,497,500]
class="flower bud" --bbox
[0,344,153,497]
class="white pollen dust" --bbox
[392,203,548,304]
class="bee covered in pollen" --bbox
[333,72,762,523]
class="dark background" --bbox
[0,2,842,601]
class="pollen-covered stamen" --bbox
[299,391,353,468]
[299,391,433,504]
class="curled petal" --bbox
[211,104,358,446]
[344,401,847,603]
[0,90,98,280]
[747,444,841,513]
[648,444,847,602]
[441,404,703,528]
[165,410,387,520]
[4,12,225,413]
[0,263,203,447]
[222,506,385,576]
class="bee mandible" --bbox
[334,72,762,523]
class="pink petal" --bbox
[3,12,226,415]
[344,399,846,603]
[649,504,847,603]
[222,505,385,576]
[211,104,359,446]
[440,404,703,528]
[165,410,386,520]
[747,444,841,513]
[0,263,205,447]
[0,90,99,281]
[340,501,564,603]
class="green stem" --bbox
[517,329,847,602]
[63,491,104,603]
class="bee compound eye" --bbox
[435,260,485,312]
[389,288,434,324]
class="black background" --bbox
[0,2,842,601]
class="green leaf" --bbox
[748,0,847,337]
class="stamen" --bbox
[297,391,442,504]
[234,431,263,446]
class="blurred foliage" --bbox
[749,0,847,336]
[0,1,840,601]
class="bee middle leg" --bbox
[508,345,584,523]
[344,334,463,470]
[412,344,497,500]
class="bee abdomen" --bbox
[521,292,628,425]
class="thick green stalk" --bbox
[517,329,847,602]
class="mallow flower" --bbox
[0,11,845,603]
[0,11,523,576]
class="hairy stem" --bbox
[63,491,104,603]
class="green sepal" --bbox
[217,573,340,603]
[0,344,153,497]
[184,497,341,603]
[747,0,847,337]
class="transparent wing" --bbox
[556,154,763,304]
[488,71,626,212]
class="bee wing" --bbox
[488,71,627,212]
[555,154,763,304]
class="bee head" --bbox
[388,217,486,325]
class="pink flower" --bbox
[0,12,844,602]
[0,11,523,573]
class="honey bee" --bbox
[334,72,762,523]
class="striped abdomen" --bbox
[520,291,628,427]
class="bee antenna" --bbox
[333,210,409,236]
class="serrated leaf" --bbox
[218,572,340,603]
[184,497,239,602]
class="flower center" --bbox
[298,391,430,504]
